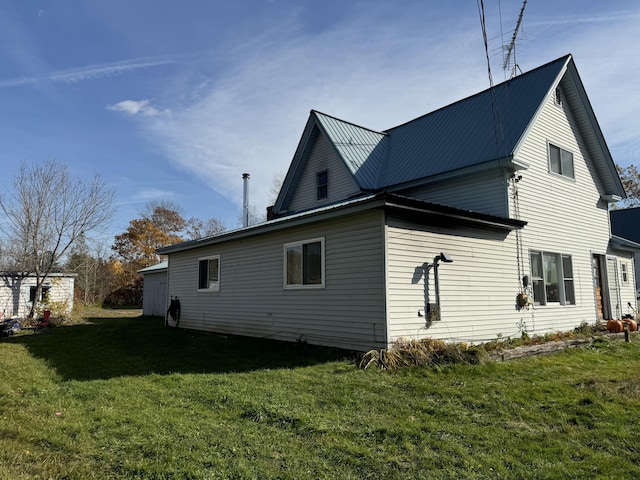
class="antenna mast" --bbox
[503,0,528,78]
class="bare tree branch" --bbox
[0,159,115,317]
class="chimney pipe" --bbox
[242,173,250,228]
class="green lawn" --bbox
[1,311,639,479]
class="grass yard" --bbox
[1,311,639,479]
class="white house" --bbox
[0,273,76,319]
[157,54,637,351]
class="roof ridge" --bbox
[383,54,571,133]
[311,110,388,137]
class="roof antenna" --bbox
[503,0,528,78]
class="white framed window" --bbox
[284,237,325,288]
[548,143,574,179]
[317,170,328,200]
[621,262,629,284]
[530,250,575,306]
[198,255,220,291]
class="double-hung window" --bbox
[198,255,220,291]
[284,238,324,288]
[549,143,574,179]
[530,251,575,305]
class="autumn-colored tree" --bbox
[112,218,183,280]
[112,200,227,285]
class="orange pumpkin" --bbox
[606,319,624,333]
[625,319,638,332]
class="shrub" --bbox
[102,278,143,308]
[359,338,488,370]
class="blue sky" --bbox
[1,0,639,244]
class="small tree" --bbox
[185,217,226,239]
[112,201,186,281]
[0,160,115,317]
[616,164,640,209]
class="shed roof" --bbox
[138,261,168,274]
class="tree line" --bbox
[0,160,227,315]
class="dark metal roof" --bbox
[380,56,569,186]
[158,193,524,254]
[304,55,624,199]
[611,208,640,243]
[314,111,387,189]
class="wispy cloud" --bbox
[125,4,640,212]
[528,11,640,27]
[0,55,177,87]
[137,10,485,213]
[106,99,169,117]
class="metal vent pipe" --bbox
[242,173,250,228]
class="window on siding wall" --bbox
[530,251,575,306]
[198,255,220,291]
[284,238,324,288]
[29,285,50,303]
[621,262,629,284]
[549,144,574,179]
[554,86,562,106]
[317,170,328,200]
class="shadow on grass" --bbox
[7,315,356,381]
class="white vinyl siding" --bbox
[511,79,635,329]
[401,170,509,217]
[166,210,386,351]
[288,132,360,213]
[385,216,521,343]
[142,270,167,317]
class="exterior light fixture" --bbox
[434,252,453,264]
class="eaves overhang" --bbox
[382,194,527,231]
[610,235,640,252]
[157,193,525,255]
[383,155,528,193]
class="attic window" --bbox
[549,143,574,179]
[317,170,328,200]
[554,87,562,106]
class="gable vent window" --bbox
[554,86,562,106]
[317,170,328,200]
[549,143,574,179]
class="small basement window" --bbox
[198,255,220,291]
